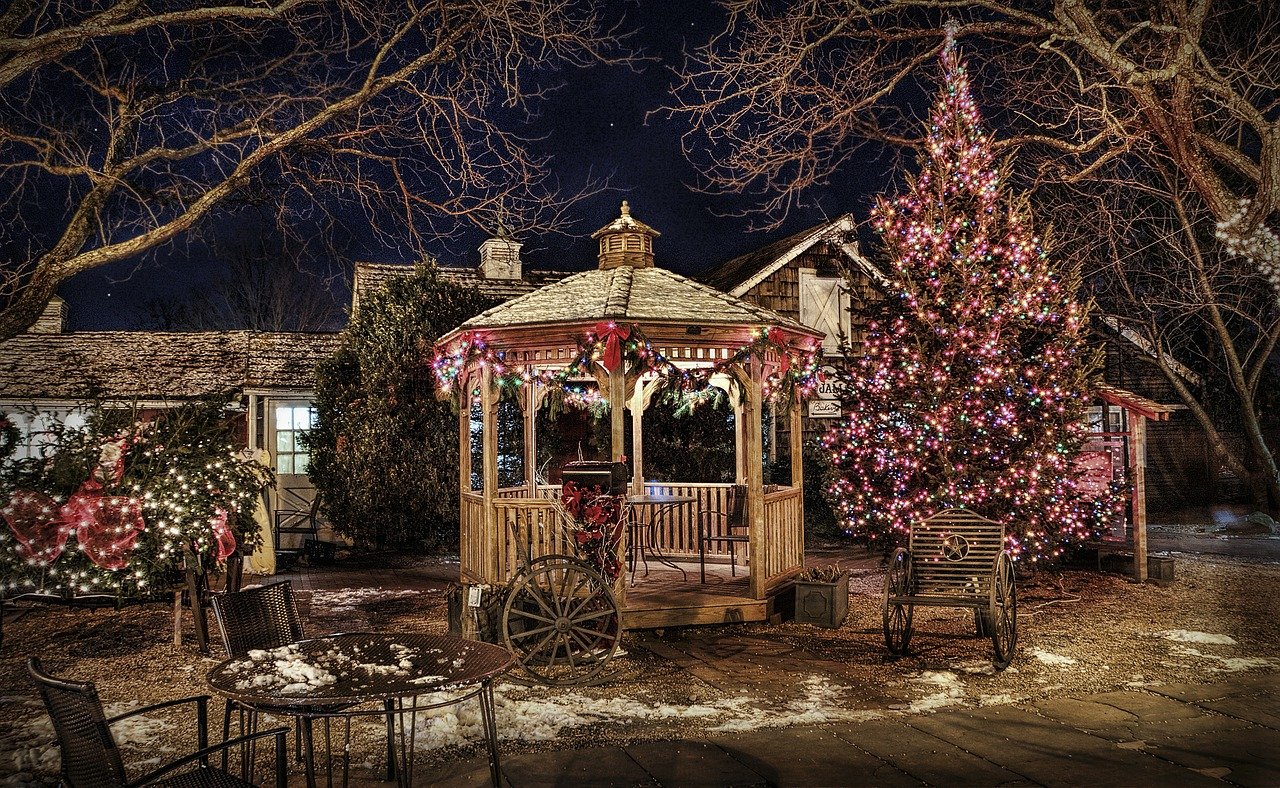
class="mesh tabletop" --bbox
[206,633,514,708]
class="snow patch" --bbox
[894,671,967,714]
[396,676,882,751]
[1169,646,1272,672]
[308,588,421,610]
[1031,649,1078,667]
[1156,630,1237,646]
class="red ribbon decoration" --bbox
[594,322,630,373]
[61,491,145,571]
[3,490,69,566]
[766,327,792,375]
[210,508,237,562]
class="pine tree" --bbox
[305,263,496,550]
[823,27,1102,563]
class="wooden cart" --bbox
[883,509,1017,669]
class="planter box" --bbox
[793,572,849,628]
[1147,554,1175,585]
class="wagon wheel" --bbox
[989,551,1017,670]
[882,548,914,655]
[502,554,621,686]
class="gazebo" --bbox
[434,203,824,629]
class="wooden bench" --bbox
[882,509,1017,669]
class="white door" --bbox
[269,401,319,548]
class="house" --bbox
[0,232,575,523]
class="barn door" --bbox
[798,268,849,354]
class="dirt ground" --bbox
[2,546,1278,786]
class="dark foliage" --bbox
[305,264,495,550]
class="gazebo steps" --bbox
[621,564,770,629]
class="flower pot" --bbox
[793,572,849,628]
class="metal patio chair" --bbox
[28,657,286,787]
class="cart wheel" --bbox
[989,551,1017,670]
[882,548,913,655]
[502,554,621,686]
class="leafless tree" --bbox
[665,0,1280,508]
[0,0,631,340]
[143,238,344,332]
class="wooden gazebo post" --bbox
[1128,412,1148,583]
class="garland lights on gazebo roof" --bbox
[433,201,825,404]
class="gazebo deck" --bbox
[623,562,769,629]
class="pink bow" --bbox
[3,490,68,566]
[61,491,145,571]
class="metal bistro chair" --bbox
[210,582,398,782]
[210,581,305,767]
[698,484,750,583]
[28,657,286,787]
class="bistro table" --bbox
[207,632,513,788]
[625,494,697,584]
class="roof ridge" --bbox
[603,266,633,316]
[653,267,784,325]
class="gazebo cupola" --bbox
[592,200,658,269]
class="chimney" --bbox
[478,225,522,280]
[29,295,67,334]
[592,200,660,270]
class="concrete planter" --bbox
[793,571,849,628]
[1147,554,1175,585]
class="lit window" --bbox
[275,404,317,475]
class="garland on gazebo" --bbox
[432,321,822,409]
[0,396,270,599]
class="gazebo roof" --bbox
[453,262,817,336]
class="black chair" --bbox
[28,657,286,787]
[698,484,750,583]
[209,582,306,765]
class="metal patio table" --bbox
[207,632,513,787]
[625,493,696,583]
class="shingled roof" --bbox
[458,264,816,334]
[0,331,339,400]
[352,263,575,313]
[700,214,881,295]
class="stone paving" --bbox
[419,673,1279,787]
[266,548,1279,787]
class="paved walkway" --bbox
[417,673,1278,787]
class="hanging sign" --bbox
[808,365,842,418]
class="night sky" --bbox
[58,1,897,332]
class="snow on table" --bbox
[225,642,444,696]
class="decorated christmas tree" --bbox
[823,26,1105,563]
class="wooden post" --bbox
[733,393,747,484]
[480,370,499,582]
[630,381,646,495]
[1129,413,1148,583]
[609,368,626,462]
[744,360,766,600]
[525,376,539,497]
[458,377,472,496]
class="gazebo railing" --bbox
[461,482,805,591]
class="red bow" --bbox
[61,491,145,571]
[595,322,630,373]
[210,508,237,561]
[766,327,792,375]
[3,490,68,566]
